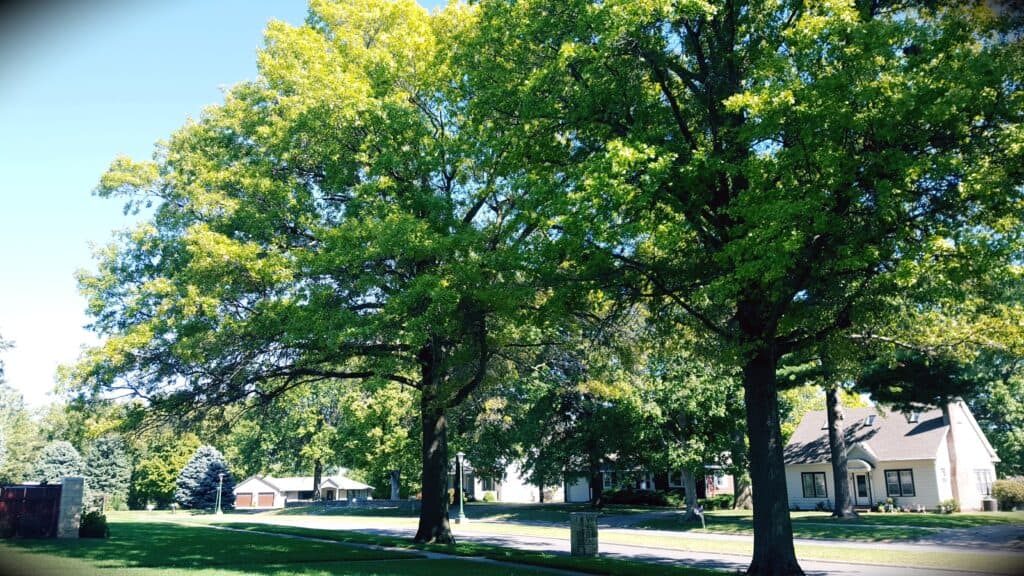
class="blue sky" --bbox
[0,0,445,408]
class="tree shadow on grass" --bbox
[3,521,414,572]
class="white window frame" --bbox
[975,469,994,496]
[884,469,916,497]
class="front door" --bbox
[853,474,870,506]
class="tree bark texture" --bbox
[731,428,753,509]
[826,385,858,518]
[743,347,804,576]
[390,470,401,501]
[589,469,604,509]
[680,468,700,522]
[313,458,323,501]
[677,410,700,521]
[414,391,454,543]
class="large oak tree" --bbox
[68,0,550,543]
[464,1,1023,573]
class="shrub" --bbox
[939,498,960,513]
[79,510,109,538]
[663,491,684,508]
[481,491,496,503]
[605,488,670,507]
[993,478,1024,511]
[699,495,734,510]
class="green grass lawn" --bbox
[274,504,417,518]
[464,502,654,523]
[220,519,1024,575]
[828,510,1024,528]
[0,516,556,575]
[279,501,652,523]
[216,521,725,576]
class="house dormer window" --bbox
[864,414,876,426]
[907,412,920,423]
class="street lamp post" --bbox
[455,451,467,524]
[215,472,224,515]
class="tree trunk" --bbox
[538,478,545,503]
[731,428,752,510]
[414,391,454,543]
[312,458,323,501]
[589,467,604,509]
[680,468,700,522]
[826,384,858,518]
[733,475,753,510]
[390,470,401,501]
[744,346,804,576]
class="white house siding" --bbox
[785,463,834,510]
[948,402,999,511]
[788,460,945,511]
[873,459,941,511]
[497,459,569,500]
[471,462,565,503]
[233,478,286,509]
[934,435,954,503]
[565,475,590,503]
[493,462,541,503]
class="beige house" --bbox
[233,474,373,509]
[783,401,999,511]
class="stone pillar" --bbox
[57,477,84,539]
[570,512,599,557]
[390,470,401,501]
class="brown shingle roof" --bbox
[784,406,947,465]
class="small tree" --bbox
[174,445,236,510]
[32,440,83,484]
[85,435,132,510]
[129,433,200,509]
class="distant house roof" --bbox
[784,406,948,466]
[262,475,373,492]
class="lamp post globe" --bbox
[215,472,225,515]
[455,451,467,524]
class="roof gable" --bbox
[234,475,280,493]
[954,400,1001,462]
[784,406,947,466]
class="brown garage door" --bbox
[236,493,253,508]
[258,493,275,507]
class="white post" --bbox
[215,473,224,515]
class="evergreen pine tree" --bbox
[32,440,83,484]
[85,435,132,509]
[174,445,236,510]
